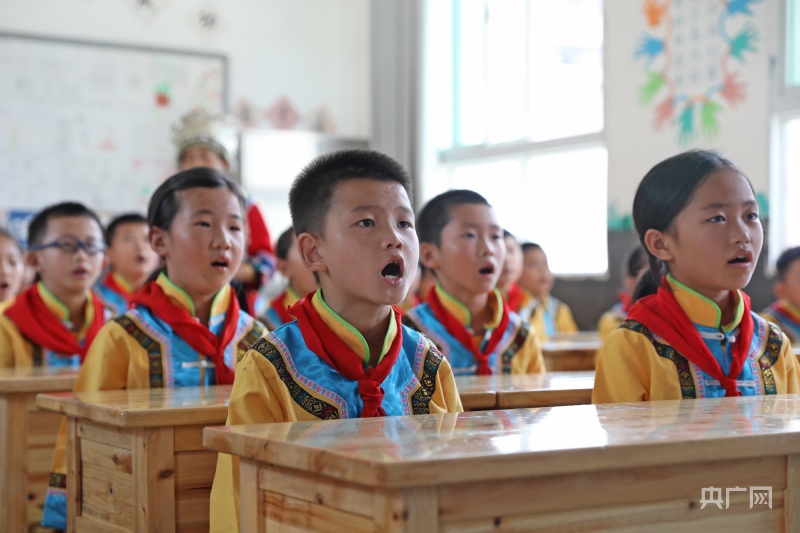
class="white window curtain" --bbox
[369,0,424,193]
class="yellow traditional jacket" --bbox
[0,283,104,369]
[524,293,579,341]
[403,285,546,375]
[209,290,462,533]
[593,277,800,404]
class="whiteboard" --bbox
[0,32,227,220]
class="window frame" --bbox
[768,0,800,272]
[440,0,607,278]
[776,0,800,112]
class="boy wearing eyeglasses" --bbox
[0,202,109,368]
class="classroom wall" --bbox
[0,0,370,138]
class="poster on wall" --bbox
[0,33,227,220]
[6,210,36,249]
[634,0,761,144]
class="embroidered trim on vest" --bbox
[32,344,42,367]
[236,322,266,363]
[403,311,445,352]
[410,339,445,414]
[115,315,164,389]
[620,320,697,399]
[252,337,341,420]
[759,321,784,395]
[48,472,66,490]
[500,320,529,374]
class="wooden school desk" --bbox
[454,371,595,410]
[0,366,78,533]
[36,385,231,533]
[205,394,800,532]
[541,331,601,371]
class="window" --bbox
[787,0,800,87]
[769,0,800,268]
[442,0,606,276]
[770,114,800,265]
[453,0,603,146]
[448,145,607,275]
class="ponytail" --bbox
[632,254,664,303]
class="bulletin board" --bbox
[0,32,227,225]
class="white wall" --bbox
[0,0,370,136]
[605,0,779,219]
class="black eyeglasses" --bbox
[29,237,106,255]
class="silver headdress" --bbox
[172,109,240,174]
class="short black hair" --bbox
[289,149,412,236]
[149,167,246,231]
[417,189,490,246]
[777,247,800,281]
[106,213,148,245]
[28,202,104,247]
[275,227,295,260]
[521,242,542,254]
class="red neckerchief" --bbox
[129,281,240,385]
[504,283,523,313]
[627,277,753,397]
[5,284,106,362]
[774,302,800,327]
[289,295,402,417]
[426,287,510,375]
[270,291,295,324]
[619,292,632,314]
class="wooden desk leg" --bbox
[0,394,28,533]
[787,454,799,533]
[133,427,176,533]
[66,417,81,531]
[239,459,262,533]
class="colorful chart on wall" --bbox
[0,33,227,218]
[634,0,760,144]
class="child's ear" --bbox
[643,229,674,263]
[149,227,169,259]
[419,242,441,271]
[26,250,42,274]
[296,232,327,274]
[775,280,786,300]
[276,258,289,277]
